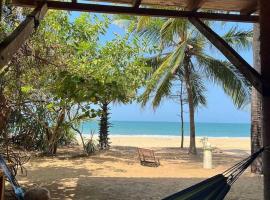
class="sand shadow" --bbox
[34,176,263,200]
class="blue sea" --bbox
[80,120,250,138]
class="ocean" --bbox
[80,120,251,138]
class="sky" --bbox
[71,12,253,123]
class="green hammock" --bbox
[163,147,265,200]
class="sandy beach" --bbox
[14,136,262,200]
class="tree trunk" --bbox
[251,23,263,174]
[46,107,66,155]
[0,91,10,157]
[71,125,86,153]
[184,61,197,154]
[99,102,110,150]
[180,81,184,148]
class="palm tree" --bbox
[251,23,263,173]
[115,16,251,154]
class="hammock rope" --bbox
[224,147,265,185]
[163,146,267,200]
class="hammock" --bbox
[163,147,265,200]
[0,155,24,200]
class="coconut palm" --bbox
[115,16,252,154]
[251,24,263,173]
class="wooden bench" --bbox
[137,148,160,167]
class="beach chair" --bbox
[0,155,24,200]
[137,148,160,167]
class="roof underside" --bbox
[96,0,258,13]
[11,0,259,22]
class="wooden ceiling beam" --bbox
[240,0,258,15]
[0,2,48,69]
[189,17,263,94]
[186,0,205,11]
[11,0,258,23]
[133,0,142,8]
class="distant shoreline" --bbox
[110,120,251,124]
[81,120,251,137]
[83,134,250,139]
[109,135,250,139]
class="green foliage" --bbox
[58,128,77,146]
[1,10,149,155]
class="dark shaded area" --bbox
[16,176,263,200]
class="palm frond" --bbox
[140,41,187,107]
[189,64,207,108]
[222,26,253,51]
[196,53,251,109]
[160,18,188,48]
[152,72,174,108]
[136,18,165,48]
[137,16,152,31]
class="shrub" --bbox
[85,131,99,155]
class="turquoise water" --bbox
[81,120,250,137]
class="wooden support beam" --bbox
[186,0,205,11]
[260,0,270,199]
[189,17,263,94]
[11,0,258,23]
[240,0,258,15]
[133,0,141,8]
[0,2,48,69]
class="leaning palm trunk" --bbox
[251,88,262,173]
[184,60,197,154]
[251,23,263,173]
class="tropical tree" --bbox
[78,36,149,149]
[29,12,110,154]
[115,16,251,154]
[1,11,108,155]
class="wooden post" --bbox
[260,1,270,199]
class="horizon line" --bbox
[88,119,251,124]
